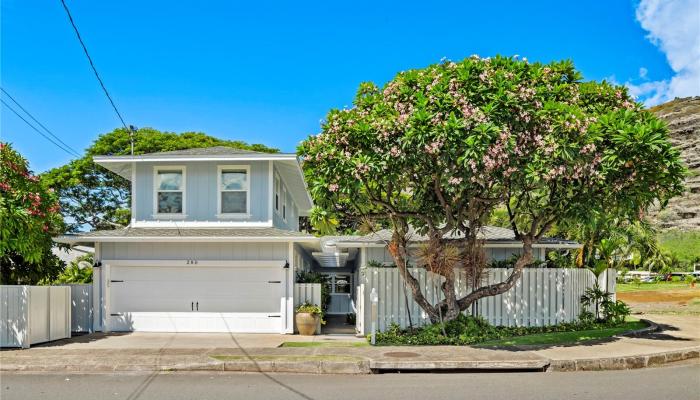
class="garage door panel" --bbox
[109,312,282,333]
[108,264,286,333]
[111,266,283,282]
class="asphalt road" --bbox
[2,362,699,400]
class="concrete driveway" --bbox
[32,331,364,350]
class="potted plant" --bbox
[295,302,324,335]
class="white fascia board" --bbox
[93,154,298,163]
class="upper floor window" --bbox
[155,166,186,215]
[218,165,249,215]
[274,173,281,213]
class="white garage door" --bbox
[107,264,286,333]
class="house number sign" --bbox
[186,260,199,265]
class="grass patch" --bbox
[280,341,369,348]
[657,230,700,263]
[478,320,647,347]
[210,354,364,362]
[617,282,696,292]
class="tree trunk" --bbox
[386,235,441,323]
[385,233,535,325]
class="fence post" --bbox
[370,288,378,345]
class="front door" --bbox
[324,273,353,315]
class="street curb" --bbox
[618,319,660,338]
[368,359,549,372]
[547,347,700,372]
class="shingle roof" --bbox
[328,226,578,246]
[58,227,317,242]
[144,146,267,156]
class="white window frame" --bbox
[217,165,251,218]
[153,165,187,218]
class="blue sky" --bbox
[1,0,696,173]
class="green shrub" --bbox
[371,314,608,346]
[295,302,325,324]
[685,275,696,286]
[602,300,631,324]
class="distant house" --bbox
[57,147,578,334]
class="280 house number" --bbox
[186,260,198,265]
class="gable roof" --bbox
[139,146,268,156]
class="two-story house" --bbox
[58,146,579,335]
[58,147,320,334]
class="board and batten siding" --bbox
[100,242,289,261]
[358,267,615,333]
[132,161,270,223]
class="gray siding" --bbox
[272,165,299,231]
[133,161,270,223]
[101,242,288,261]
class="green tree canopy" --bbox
[299,56,685,323]
[1,142,65,284]
[42,127,277,232]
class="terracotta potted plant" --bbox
[295,302,323,336]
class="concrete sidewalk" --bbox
[1,314,697,374]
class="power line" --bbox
[1,87,82,157]
[1,99,80,157]
[59,0,128,131]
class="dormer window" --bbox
[218,165,249,216]
[154,166,186,216]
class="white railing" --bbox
[359,268,616,333]
[1,285,72,348]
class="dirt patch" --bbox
[619,288,700,315]
[618,289,700,304]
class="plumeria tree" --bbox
[1,143,65,284]
[299,56,685,323]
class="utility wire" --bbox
[1,99,80,157]
[59,0,129,131]
[1,87,82,157]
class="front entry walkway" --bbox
[323,315,357,335]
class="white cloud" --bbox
[626,0,700,106]
[638,67,648,79]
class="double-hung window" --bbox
[155,167,185,215]
[218,165,249,216]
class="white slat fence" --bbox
[293,283,322,334]
[1,285,72,348]
[359,268,616,334]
